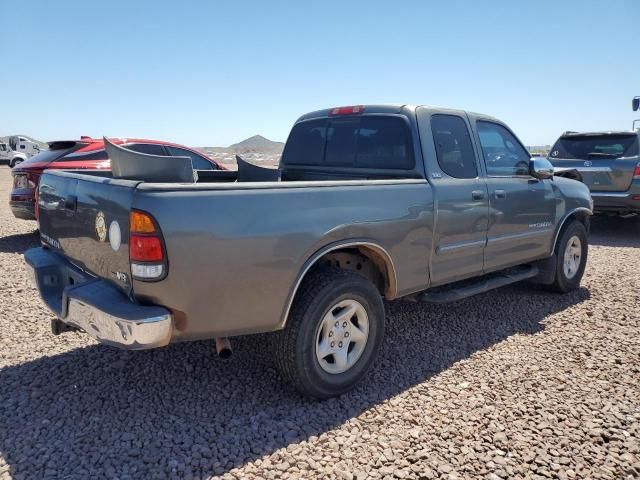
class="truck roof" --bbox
[295,104,501,124]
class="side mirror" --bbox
[633,97,640,111]
[530,157,554,180]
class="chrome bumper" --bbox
[24,247,172,350]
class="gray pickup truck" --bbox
[548,130,640,215]
[25,105,592,398]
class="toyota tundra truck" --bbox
[24,105,592,398]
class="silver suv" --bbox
[548,131,640,215]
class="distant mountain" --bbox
[228,135,284,154]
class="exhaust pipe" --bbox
[215,337,232,359]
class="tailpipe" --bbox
[215,337,232,359]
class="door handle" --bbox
[471,190,485,200]
[495,189,506,199]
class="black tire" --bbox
[548,220,588,293]
[274,267,385,399]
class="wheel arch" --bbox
[552,207,591,253]
[279,240,397,329]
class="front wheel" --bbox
[274,267,385,398]
[548,220,588,293]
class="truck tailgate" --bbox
[37,171,140,294]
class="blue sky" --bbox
[3,0,639,147]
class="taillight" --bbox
[13,173,33,189]
[634,162,640,178]
[130,210,156,233]
[130,236,163,262]
[329,105,365,116]
[129,210,166,281]
[13,172,37,189]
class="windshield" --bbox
[550,134,639,160]
[18,144,80,166]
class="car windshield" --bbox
[549,134,639,160]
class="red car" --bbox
[10,137,223,220]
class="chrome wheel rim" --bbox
[315,299,370,374]
[563,235,582,280]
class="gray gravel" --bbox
[0,165,639,480]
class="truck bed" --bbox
[35,169,434,341]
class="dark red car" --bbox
[10,137,223,220]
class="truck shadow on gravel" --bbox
[589,215,640,248]
[0,230,39,254]
[0,286,589,478]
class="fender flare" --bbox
[552,207,592,252]
[278,240,398,329]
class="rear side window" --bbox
[124,143,166,156]
[550,135,639,160]
[282,116,414,170]
[166,146,216,170]
[431,115,477,179]
[60,148,108,161]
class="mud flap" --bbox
[531,255,557,285]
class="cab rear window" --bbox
[282,116,414,170]
[550,135,639,160]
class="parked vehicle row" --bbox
[10,137,223,220]
[25,104,592,397]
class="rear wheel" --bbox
[274,267,385,398]
[548,220,588,292]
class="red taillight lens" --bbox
[130,235,163,262]
[634,163,640,178]
[329,105,365,116]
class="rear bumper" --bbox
[10,198,36,220]
[24,247,173,350]
[591,187,640,214]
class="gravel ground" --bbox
[0,164,638,480]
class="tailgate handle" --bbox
[64,195,77,211]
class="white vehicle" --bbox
[0,142,26,167]
[5,136,41,167]
[0,143,11,163]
